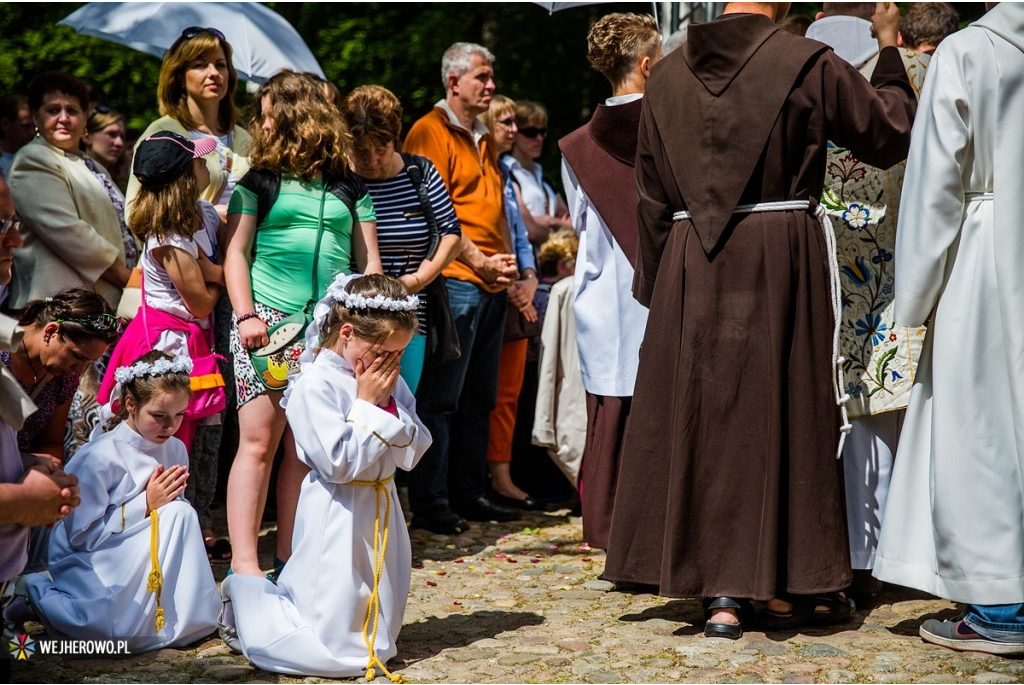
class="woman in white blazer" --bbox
[9,72,134,310]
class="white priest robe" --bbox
[25,422,219,651]
[225,348,431,678]
[873,4,1024,605]
[562,159,648,398]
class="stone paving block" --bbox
[780,675,815,684]
[797,643,848,658]
[973,673,1018,684]
[496,653,540,666]
[202,664,255,680]
[950,659,986,675]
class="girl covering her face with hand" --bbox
[23,350,220,652]
[220,274,431,680]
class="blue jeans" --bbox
[965,604,1024,642]
[409,279,507,513]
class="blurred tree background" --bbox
[0,2,987,186]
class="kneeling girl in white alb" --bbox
[25,350,220,651]
[221,273,430,680]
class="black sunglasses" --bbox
[519,126,547,138]
[56,314,122,334]
[0,216,22,236]
[180,26,227,41]
[496,117,516,128]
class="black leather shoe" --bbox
[410,505,470,535]
[489,492,545,511]
[452,495,520,522]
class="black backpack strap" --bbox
[236,168,281,227]
[325,173,364,223]
[401,153,441,259]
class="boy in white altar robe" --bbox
[874,2,1024,655]
[220,274,430,680]
[24,351,220,652]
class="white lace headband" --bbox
[114,356,193,385]
[337,290,420,312]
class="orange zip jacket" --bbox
[404,104,506,293]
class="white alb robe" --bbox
[225,349,431,678]
[25,422,219,651]
[874,5,1024,604]
[562,157,648,398]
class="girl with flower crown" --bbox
[220,274,430,680]
[22,350,220,652]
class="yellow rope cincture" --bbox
[345,419,417,449]
[348,474,408,684]
[147,509,164,632]
[120,503,126,532]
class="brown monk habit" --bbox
[559,100,644,550]
[603,13,915,600]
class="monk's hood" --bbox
[682,13,780,96]
[974,3,1024,54]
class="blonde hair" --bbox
[157,31,238,131]
[479,94,516,136]
[537,228,579,277]
[249,71,353,180]
[128,163,201,244]
[86,108,124,135]
[587,13,661,87]
[320,274,418,350]
[106,350,192,431]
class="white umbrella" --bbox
[59,2,324,83]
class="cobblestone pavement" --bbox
[11,506,1022,684]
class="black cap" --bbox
[133,132,217,187]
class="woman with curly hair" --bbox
[224,71,382,578]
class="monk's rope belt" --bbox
[672,199,853,458]
[966,192,993,202]
[147,508,165,631]
[347,473,408,684]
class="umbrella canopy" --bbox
[60,2,324,83]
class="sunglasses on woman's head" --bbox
[180,26,227,41]
[519,127,547,139]
[56,314,122,334]
[0,216,22,236]
[91,105,113,117]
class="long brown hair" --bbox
[128,164,201,244]
[248,71,353,180]
[157,30,238,131]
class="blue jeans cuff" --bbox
[964,604,1024,641]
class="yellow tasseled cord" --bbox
[348,474,407,684]
[147,509,164,632]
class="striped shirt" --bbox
[361,160,461,333]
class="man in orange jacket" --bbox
[404,42,520,534]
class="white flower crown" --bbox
[337,290,420,312]
[114,356,193,385]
